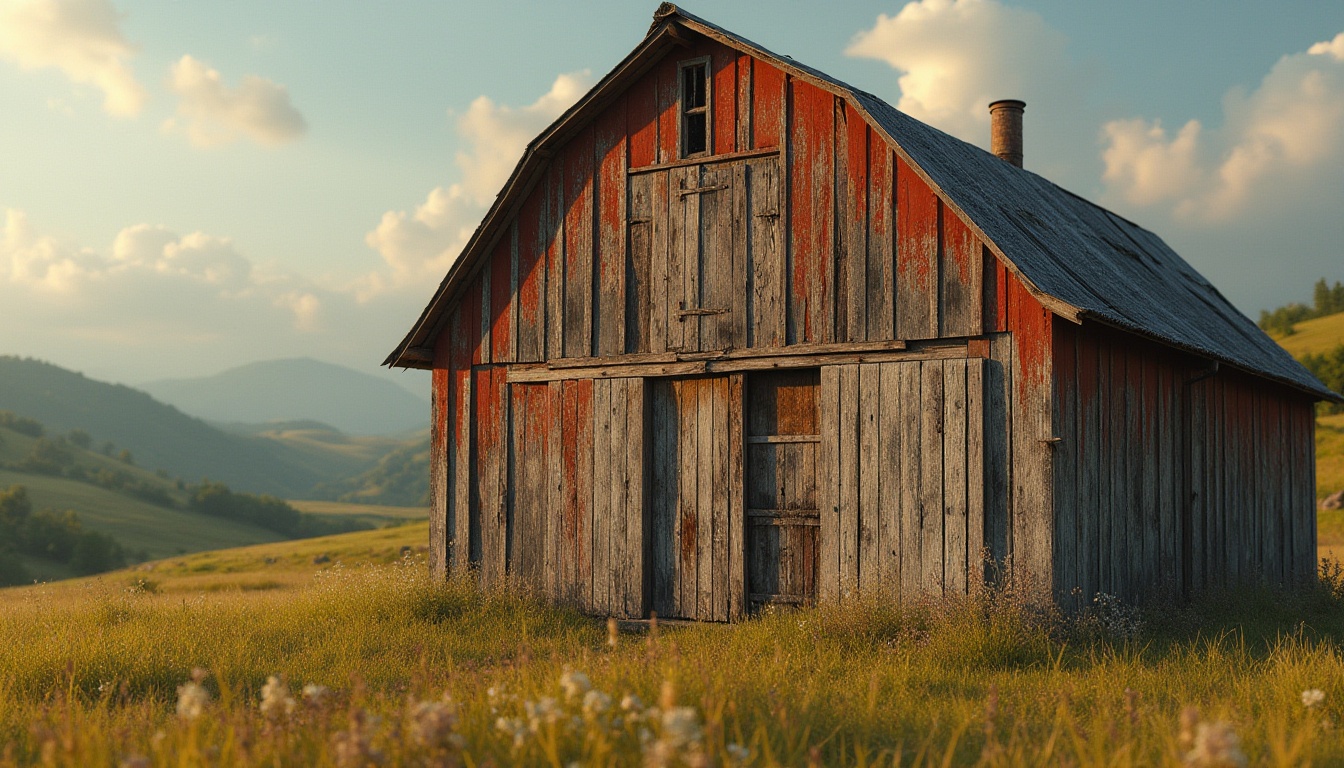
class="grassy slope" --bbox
[1,522,1343,766]
[1270,310,1344,358]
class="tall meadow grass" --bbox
[2,556,1343,766]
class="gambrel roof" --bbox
[387,3,1338,402]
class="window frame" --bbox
[678,56,712,159]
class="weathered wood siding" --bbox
[1053,320,1317,603]
[817,358,989,598]
[432,38,988,371]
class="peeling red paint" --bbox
[752,58,784,150]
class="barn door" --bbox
[745,370,820,609]
[649,375,742,621]
[668,164,735,352]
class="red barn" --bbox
[387,4,1340,617]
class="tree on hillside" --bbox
[0,485,31,531]
[67,429,91,450]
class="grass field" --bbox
[2,522,1344,766]
[1270,311,1344,358]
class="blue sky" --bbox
[2,0,1342,392]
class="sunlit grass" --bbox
[2,530,1343,766]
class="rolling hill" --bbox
[1271,310,1344,359]
[140,358,428,436]
[0,356,434,500]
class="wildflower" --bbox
[332,708,383,768]
[660,706,703,750]
[525,697,564,733]
[407,696,465,751]
[560,668,591,701]
[1302,689,1326,708]
[303,684,332,707]
[495,716,528,749]
[583,690,612,718]
[175,681,210,720]
[1184,720,1247,768]
[260,675,297,719]
[621,693,644,712]
[726,742,752,764]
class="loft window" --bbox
[679,58,709,157]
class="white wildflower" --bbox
[661,706,703,749]
[1184,720,1247,768]
[495,716,529,749]
[408,697,463,751]
[302,683,331,707]
[259,675,297,719]
[1302,689,1326,708]
[559,667,591,701]
[726,742,752,764]
[583,690,612,718]
[175,681,210,720]
[525,696,564,733]
[622,693,644,712]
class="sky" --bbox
[2,0,1342,396]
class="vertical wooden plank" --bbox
[878,363,902,588]
[748,157,784,347]
[546,167,566,359]
[450,309,474,574]
[650,381,673,616]
[429,367,449,580]
[899,360,923,595]
[1052,326,1079,599]
[736,53,752,151]
[476,367,508,589]
[818,365,841,602]
[678,379,699,617]
[985,334,1013,578]
[843,110,869,343]
[627,174,652,354]
[966,359,986,589]
[896,156,938,340]
[1078,332,1101,601]
[575,379,595,610]
[939,206,982,338]
[490,231,514,364]
[751,59,784,150]
[921,360,945,593]
[629,65,658,169]
[546,381,563,598]
[1008,279,1052,597]
[479,259,492,365]
[700,166,735,350]
[1158,361,1178,592]
[787,78,834,344]
[1188,377,1205,592]
[656,56,678,164]
[591,378,612,614]
[564,127,595,358]
[596,97,628,358]
[713,47,736,156]
[728,373,746,618]
[609,379,628,614]
[711,377,730,621]
[697,379,715,620]
[944,360,969,594]
[1125,349,1144,598]
[668,166,694,352]
[625,378,647,618]
[648,170,670,352]
[1141,356,1160,593]
[1108,344,1127,596]
[732,163,749,349]
[517,177,547,362]
[866,143,894,341]
[857,363,881,590]
[837,365,860,593]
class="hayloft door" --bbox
[649,375,743,621]
[744,370,820,609]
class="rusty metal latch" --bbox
[677,183,728,197]
[675,307,730,320]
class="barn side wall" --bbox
[1052,319,1318,604]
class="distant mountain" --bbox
[140,358,428,436]
[0,356,351,496]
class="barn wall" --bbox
[435,37,988,370]
[1052,320,1317,603]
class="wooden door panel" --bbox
[745,370,820,609]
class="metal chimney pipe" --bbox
[988,99,1025,168]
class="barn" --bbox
[386,4,1340,618]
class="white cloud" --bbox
[845,0,1070,143]
[164,54,306,148]
[362,71,591,297]
[0,0,146,116]
[1101,31,1344,221]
